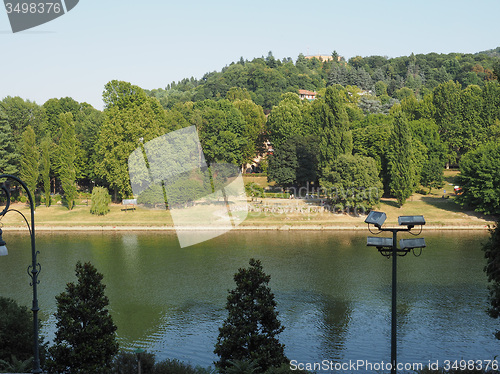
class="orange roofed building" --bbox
[298,89,316,100]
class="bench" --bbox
[122,199,137,212]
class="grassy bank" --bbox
[0,171,495,230]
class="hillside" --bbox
[146,49,500,110]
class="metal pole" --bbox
[0,175,42,373]
[391,229,397,374]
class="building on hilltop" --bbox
[305,54,342,62]
[298,89,316,100]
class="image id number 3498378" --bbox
[5,2,62,14]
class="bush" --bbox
[245,182,264,198]
[111,351,155,374]
[263,192,290,199]
[0,297,33,363]
[153,358,213,374]
[90,187,112,216]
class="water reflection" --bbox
[0,230,497,369]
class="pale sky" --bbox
[1,0,499,110]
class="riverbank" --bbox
[0,194,495,232]
[2,170,495,231]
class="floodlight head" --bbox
[399,238,426,250]
[367,236,393,248]
[398,215,425,228]
[365,211,387,228]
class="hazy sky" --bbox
[1,0,499,110]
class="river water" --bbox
[0,230,498,371]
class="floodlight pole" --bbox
[377,226,410,374]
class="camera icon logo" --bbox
[128,126,248,248]
[4,0,79,33]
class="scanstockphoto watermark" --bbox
[3,0,79,33]
[289,359,425,372]
[290,359,499,372]
[289,186,381,202]
[247,186,381,217]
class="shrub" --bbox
[90,186,112,216]
[245,182,264,198]
[0,297,33,363]
[111,351,156,374]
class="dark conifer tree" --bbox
[47,262,118,374]
[214,259,287,372]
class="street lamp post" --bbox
[0,174,42,374]
[365,211,426,374]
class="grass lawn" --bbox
[0,170,495,229]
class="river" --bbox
[0,230,498,371]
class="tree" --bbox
[214,259,287,372]
[432,81,462,165]
[57,113,78,210]
[40,137,52,207]
[420,154,444,193]
[387,112,418,206]
[0,297,34,364]
[316,87,353,171]
[0,96,47,149]
[483,221,500,339]
[320,154,383,211]
[47,261,118,374]
[457,142,500,215]
[266,94,303,149]
[19,125,39,198]
[267,138,298,187]
[233,99,266,164]
[0,110,18,175]
[96,81,167,200]
[90,186,111,215]
[195,99,249,166]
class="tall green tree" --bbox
[47,262,118,374]
[316,87,353,170]
[320,154,383,210]
[267,135,319,188]
[432,81,463,165]
[387,112,417,206]
[0,96,47,149]
[96,81,167,200]
[483,221,500,339]
[0,110,18,175]
[19,125,39,198]
[214,259,287,372]
[266,93,303,149]
[57,113,77,210]
[233,99,266,163]
[40,137,52,207]
[195,99,248,166]
[267,139,298,187]
[457,142,500,215]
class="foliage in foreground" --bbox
[46,261,118,373]
[214,259,288,372]
[482,220,500,339]
[111,351,214,374]
[0,297,34,364]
